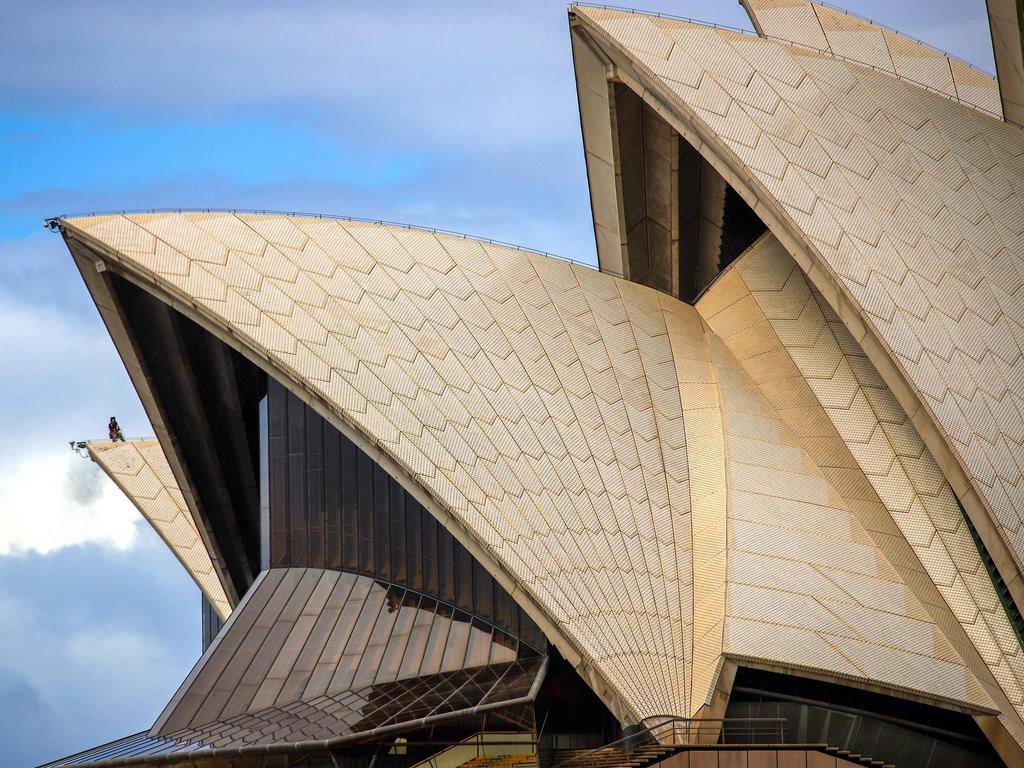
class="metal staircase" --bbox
[409,733,537,768]
[550,743,675,768]
[458,754,538,768]
[548,717,897,768]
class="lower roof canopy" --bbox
[44,568,546,767]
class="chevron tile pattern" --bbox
[63,212,699,721]
[740,0,1001,117]
[89,439,231,619]
[58,212,1012,726]
[574,6,1024,611]
[699,259,993,713]
[38,2,1024,764]
[663,294,724,715]
[703,233,1024,738]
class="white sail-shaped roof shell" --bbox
[58,212,1021,736]
[571,6,1024,646]
[88,439,231,619]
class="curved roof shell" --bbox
[702,234,1024,746]
[57,211,1021,733]
[571,5,1024,644]
[88,439,231,619]
[740,0,1002,118]
[986,0,1024,127]
[60,211,699,723]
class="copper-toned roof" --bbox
[43,568,543,765]
[151,568,539,748]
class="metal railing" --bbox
[44,208,599,272]
[572,3,752,35]
[279,736,542,768]
[812,0,993,75]
[574,0,993,77]
[570,3,1004,119]
[407,733,539,768]
[550,717,787,768]
[45,206,693,298]
[647,716,787,745]
[43,207,695,304]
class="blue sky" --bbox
[0,1,996,765]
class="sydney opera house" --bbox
[39,2,1024,767]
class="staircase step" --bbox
[552,745,908,768]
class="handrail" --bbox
[44,208,598,272]
[550,717,787,768]
[811,0,993,76]
[570,3,1004,119]
[408,732,537,768]
[574,0,994,78]
[43,207,693,305]
[72,436,154,447]
[571,3,753,35]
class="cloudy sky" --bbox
[0,0,997,764]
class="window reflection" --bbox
[97,563,549,759]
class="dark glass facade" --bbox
[200,595,223,652]
[725,667,1002,768]
[108,273,264,597]
[716,184,766,275]
[263,378,545,652]
[611,81,767,303]
[960,499,1024,650]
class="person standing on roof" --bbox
[108,417,125,442]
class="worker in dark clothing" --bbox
[108,417,125,442]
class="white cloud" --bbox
[0,547,198,763]
[0,450,141,555]
[0,272,146,556]
[0,256,150,447]
[0,288,105,362]
[0,1,756,155]
[66,627,173,691]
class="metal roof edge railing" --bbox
[43,656,550,768]
[44,209,600,272]
[569,3,1004,120]
[811,0,995,77]
[570,3,753,36]
[572,1,995,79]
[44,208,701,303]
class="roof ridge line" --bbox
[572,3,1003,119]
[810,0,994,77]
[45,208,592,271]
